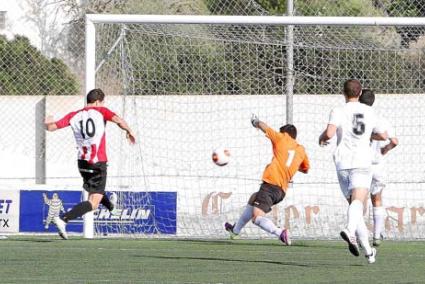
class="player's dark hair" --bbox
[280,124,297,139]
[343,79,362,98]
[86,88,105,104]
[359,88,375,106]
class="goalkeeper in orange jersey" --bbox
[225,115,310,245]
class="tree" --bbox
[206,0,267,15]
[0,35,79,96]
[20,0,71,59]
[58,0,210,75]
[251,0,425,94]
[255,0,286,15]
[375,0,424,45]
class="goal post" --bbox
[84,14,425,239]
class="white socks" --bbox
[347,199,363,235]
[233,205,253,234]
[373,206,386,239]
[356,218,372,255]
[233,206,283,239]
[347,200,376,256]
[253,215,282,237]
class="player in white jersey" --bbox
[359,89,398,246]
[319,79,387,264]
[45,88,136,239]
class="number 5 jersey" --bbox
[327,102,385,170]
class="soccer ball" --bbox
[212,147,231,166]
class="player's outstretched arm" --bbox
[44,115,58,132]
[111,115,136,144]
[298,157,310,174]
[251,114,268,133]
[381,137,399,155]
[318,124,336,146]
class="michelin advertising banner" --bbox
[20,190,177,235]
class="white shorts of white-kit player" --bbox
[370,163,386,195]
[337,168,373,199]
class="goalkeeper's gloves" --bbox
[251,113,259,128]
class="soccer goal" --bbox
[84,14,425,239]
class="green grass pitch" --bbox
[1,236,424,283]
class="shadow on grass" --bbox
[134,253,313,267]
[132,253,362,268]
[1,235,93,243]
[172,239,342,250]
[3,238,55,243]
[171,239,291,247]
[3,236,126,243]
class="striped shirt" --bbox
[55,107,116,163]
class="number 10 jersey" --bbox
[55,106,116,164]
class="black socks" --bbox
[62,201,93,222]
[100,194,113,211]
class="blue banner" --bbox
[95,191,177,235]
[20,190,177,235]
[20,190,83,233]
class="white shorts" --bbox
[337,168,372,199]
[370,163,386,195]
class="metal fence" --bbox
[1,0,425,185]
[4,0,425,96]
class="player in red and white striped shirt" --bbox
[45,88,135,239]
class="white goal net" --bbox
[86,15,425,240]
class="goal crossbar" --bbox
[86,14,425,26]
